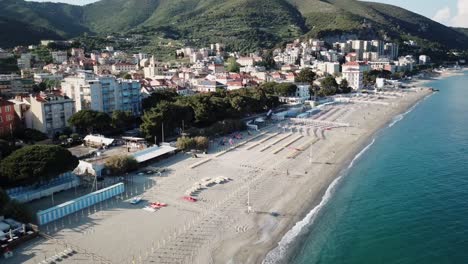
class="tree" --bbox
[111,110,134,131]
[339,79,352,93]
[2,200,33,223]
[364,70,392,86]
[142,89,178,111]
[226,57,240,73]
[296,68,316,84]
[320,75,339,96]
[274,83,297,97]
[0,145,79,184]
[68,110,112,134]
[123,73,132,80]
[0,139,15,159]
[0,187,9,210]
[32,82,47,93]
[71,133,80,142]
[0,187,32,222]
[105,155,138,175]
[258,82,278,95]
[255,50,276,69]
[141,101,194,142]
[15,128,48,143]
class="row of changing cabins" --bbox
[36,183,125,226]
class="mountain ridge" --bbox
[0,0,467,51]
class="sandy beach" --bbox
[7,73,453,264]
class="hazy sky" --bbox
[26,0,468,27]
[365,0,468,27]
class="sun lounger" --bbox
[143,206,156,212]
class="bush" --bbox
[176,137,196,151]
[176,136,209,151]
[194,136,209,151]
[105,155,138,175]
[71,133,80,141]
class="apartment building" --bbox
[62,71,141,116]
[26,93,75,137]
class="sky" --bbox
[26,0,468,27]
[365,0,468,27]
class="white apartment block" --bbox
[342,62,368,90]
[51,51,68,64]
[33,73,63,84]
[315,62,340,76]
[419,55,430,65]
[111,63,137,73]
[363,52,380,62]
[384,43,399,60]
[62,71,141,116]
[17,53,32,70]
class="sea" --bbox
[265,70,468,264]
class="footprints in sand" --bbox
[235,225,249,233]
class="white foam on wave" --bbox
[388,93,433,128]
[263,138,376,264]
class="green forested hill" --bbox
[0,0,467,52]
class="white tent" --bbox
[84,135,115,147]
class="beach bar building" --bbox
[36,183,125,225]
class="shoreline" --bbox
[211,74,453,264]
[6,71,462,264]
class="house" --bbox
[226,81,244,90]
[33,73,63,84]
[0,75,34,94]
[51,51,68,64]
[345,53,358,62]
[315,62,340,76]
[0,48,13,59]
[285,72,296,82]
[71,48,85,59]
[419,55,430,65]
[208,63,225,74]
[26,92,75,137]
[111,63,137,73]
[195,80,226,93]
[237,57,255,67]
[8,96,30,127]
[143,56,165,79]
[0,99,16,136]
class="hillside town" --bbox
[0,36,449,263]
[0,38,436,138]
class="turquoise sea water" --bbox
[287,72,468,264]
